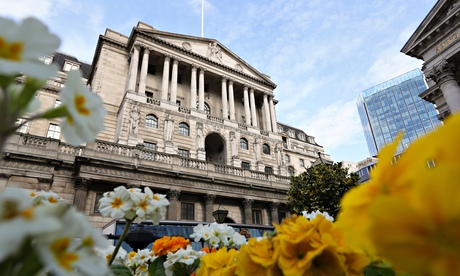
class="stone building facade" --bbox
[1,22,331,229]
[401,0,460,120]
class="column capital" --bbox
[242,198,254,208]
[191,63,198,69]
[133,43,141,50]
[199,66,207,72]
[143,47,150,54]
[269,202,280,211]
[163,53,173,60]
[227,78,234,84]
[168,189,181,200]
[204,194,216,204]
[426,60,456,84]
[173,58,181,63]
[74,177,91,190]
[221,75,228,81]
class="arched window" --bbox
[240,138,248,150]
[285,154,290,164]
[196,102,211,115]
[263,143,270,154]
[146,114,158,128]
[178,122,190,136]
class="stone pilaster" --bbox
[167,189,181,221]
[269,95,278,132]
[242,198,254,224]
[126,44,140,93]
[204,194,216,222]
[269,202,280,224]
[138,47,150,95]
[74,177,91,212]
[426,60,460,113]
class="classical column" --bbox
[190,65,197,109]
[263,93,272,131]
[426,60,460,113]
[170,59,179,104]
[228,79,235,120]
[269,202,280,225]
[126,45,140,93]
[243,86,251,125]
[204,194,216,222]
[249,88,258,127]
[198,68,205,112]
[269,95,278,132]
[161,56,171,101]
[221,77,228,119]
[73,177,91,212]
[242,198,254,224]
[167,189,181,221]
[138,48,150,95]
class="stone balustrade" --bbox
[4,133,291,190]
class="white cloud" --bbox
[0,0,54,21]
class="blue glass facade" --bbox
[357,69,441,157]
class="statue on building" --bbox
[206,42,222,63]
[164,114,174,142]
[129,103,140,136]
[230,131,237,157]
[254,137,261,162]
[197,123,204,150]
[275,142,283,166]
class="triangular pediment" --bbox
[401,0,460,58]
[134,23,275,86]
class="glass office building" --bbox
[357,69,441,157]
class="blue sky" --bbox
[1,0,436,163]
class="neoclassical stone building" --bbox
[1,22,331,230]
[401,0,460,120]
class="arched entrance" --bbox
[205,133,226,165]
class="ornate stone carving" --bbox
[206,42,222,63]
[269,202,280,211]
[242,198,254,208]
[196,122,204,150]
[129,102,140,137]
[75,177,91,190]
[168,189,181,200]
[204,194,216,204]
[182,42,192,51]
[235,63,243,72]
[426,60,457,84]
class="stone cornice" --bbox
[133,30,277,90]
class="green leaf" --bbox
[110,264,133,276]
[149,255,167,276]
[40,105,69,119]
[15,78,46,113]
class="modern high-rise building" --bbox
[357,68,441,157]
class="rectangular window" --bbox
[16,118,29,134]
[178,148,189,158]
[241,162,250,170]
[55,99,61,107]
[264,166,273,174]
[252,209,263,224]
[181,202,195,220]
[144,142,156,151]
[176,100,181,106]
[47,123,61,139]
[299,159,305,168]
[145,91,153,98]
[93,192,103,213]
[147,65,156,75]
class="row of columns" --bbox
[126,44,278,131]
[72,178,282,225]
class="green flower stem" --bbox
[109,218,133,266]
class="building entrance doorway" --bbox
[205,133,226,165]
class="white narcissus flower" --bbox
[98,186,133,218]
[164,246,204,276]
[230,232,247,246]
[36,207,110,276]
[132,248,153,266]
[60,70,106,146]
[0,188,61,262]
[31,190,67,206]
[0,16,60,78]
[95,245,127,265]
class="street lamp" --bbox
[212,202,228,223]
[124,224,154,251]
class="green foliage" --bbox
[148,255,167,276]
[287,162,359,218]
[110,264,133,276]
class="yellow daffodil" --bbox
[60,70,106,146]
[0,17,60,78]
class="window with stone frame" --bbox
[47,123,61,139]
[240,138,248,150]
[241,161,250,170]
[15,118,29,134]
[285,154,290,164]
[299,159,305,168]
[178,122,190,136]
[146,114,158,128]
[264,166,273,174]
[263,143,270,154]
[144,142,156,151]
[252,209,263,224]
[93,192,103,213]
[181,202,195,220]
[178,148,189,158]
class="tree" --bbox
[287,162,359,219]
